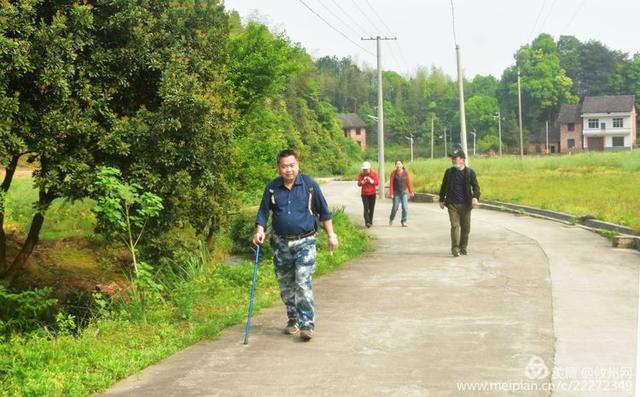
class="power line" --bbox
[527,0,548,42]
[316,0,361,38]
[364,0,394,35]
[298,0,375,57]
[538,0,559,33]
[351,0,384,34]
[363,0,411,73]
[352,0,403,72]
[565,0,588,31]
[329,0,370,36]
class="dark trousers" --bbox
[447,203,471,251]
[361,194,376,225]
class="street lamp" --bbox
[470,129,476,156]
[494,111,503,156]
[443,128,448,158]
[405,134,415,163]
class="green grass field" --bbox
[351,150,640,232]
[5,178,96,240]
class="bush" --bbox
[0,285,58,336]
[228,208,271,256]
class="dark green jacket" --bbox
[438,166,481,206]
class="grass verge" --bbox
[0,209,368,397]
[348,151,640,232]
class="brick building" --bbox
[337,113,367,149]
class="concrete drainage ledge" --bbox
[409,192,640,251]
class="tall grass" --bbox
[348,151,640,232]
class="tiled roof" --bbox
[337,113,367,128]
[557,104,580,123]
[581,95,636,114]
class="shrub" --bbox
[0,285,57,336]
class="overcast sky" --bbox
[223,0,639,79]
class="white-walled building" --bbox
[580,95,636,151]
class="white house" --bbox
[580,95,637,151]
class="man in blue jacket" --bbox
[439,150,481,257]
[253,149,339,341]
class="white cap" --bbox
[361,161,371,169]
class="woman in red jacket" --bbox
[357,161,379,228]
[389,159,414,227]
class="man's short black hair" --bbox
[277,149,298,164]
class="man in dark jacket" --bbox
[438,150,480,257]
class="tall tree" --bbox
[514,34,578,127]
[0,0,238,281]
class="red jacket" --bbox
[389,169,413,197]
[357,170,379,196]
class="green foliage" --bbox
[227,22,301,114]
[228,208,266,256]
[515,34,578,122]
[4,177,95,240]
[476,134,501,153]
[0,209,368,396]
[92,166,164,323]
[0,284,57,336]
[92,167,163,273]
[227,21,361,202]
[457,95,499,140]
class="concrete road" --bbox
[99,180,640,397]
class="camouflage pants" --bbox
[271,234,317,330]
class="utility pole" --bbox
[456,44,469,165]
[499,117,503,156]
[517,67,524,158]
[545,120,549,154]
[431,116,435,160]
[405,134,415,163]
[443,127,448,158]
[362,35,396,199]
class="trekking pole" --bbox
[243,245,260,345]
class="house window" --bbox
[568,139,575,148]
[600,122,606,130]
[356,128,362,136]
[344,130,349,138]
[612,137,625,147]
[588,119,599,129]
[568,123,575,131]
[613,118,623,128]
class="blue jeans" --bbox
[390,192,409,224]
[271,234,317,330]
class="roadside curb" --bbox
[409,192,640,252]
